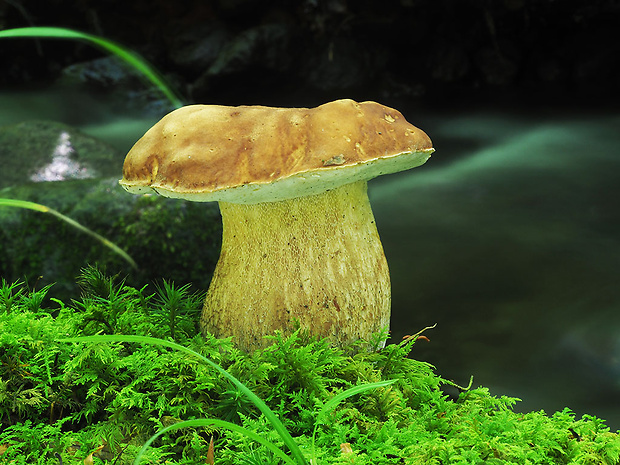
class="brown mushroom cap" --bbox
[120,99,434,204]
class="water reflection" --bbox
[30,131,94,182]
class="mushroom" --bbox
[120,99,433,351]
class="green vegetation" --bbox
[62,334,395,465]
[1,267,619,464]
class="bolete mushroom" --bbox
[120,99,433,351]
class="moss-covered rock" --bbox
[0,178,221,300]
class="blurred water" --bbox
[372,106,620,429]
[2,87,619,429]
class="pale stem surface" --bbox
[201,180,391,351]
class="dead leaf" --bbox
[84,444,105,465]
[206,435,214,464]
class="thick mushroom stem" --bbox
[200,180,390,351]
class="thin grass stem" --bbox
[134,418,297,465]
[0,198,137,269]
[0,26,184,108]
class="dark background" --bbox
[2,0,618,108]
[1,0,619,428]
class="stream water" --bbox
[374,103,620,429]
[2,86,619,429]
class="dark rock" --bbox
[202,23,295,77]
[474,43,521,87]
[214,0,264,16]
[57,56,178,116]
[165,21,231,76]
[301,37,388,92]
[428,42,471,83]
[0,0,618,104]
[191,22,297,101]
[60,55,141,89]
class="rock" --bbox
[428,42,471,83]
[474,43,521,87]
[0,120,121,189]
[300,37,388,92]
[1,0,618,103]
[208,23,293,74]
[60,55,140,89]
[57,56,178,116]
[164,21,231,76]
[0,178,222,302]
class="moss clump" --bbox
[1,268,619,464]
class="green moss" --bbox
[0,271,618,464]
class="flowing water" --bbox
[373,104,620,428]
[2,86,619,429]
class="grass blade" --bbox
[311,379,396,464]
[61,334,308,464]
[316,380,396,425]
[0,198,137,269]
[0,26,183,109]
[134,418,297,465]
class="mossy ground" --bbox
[1,267,619,464]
